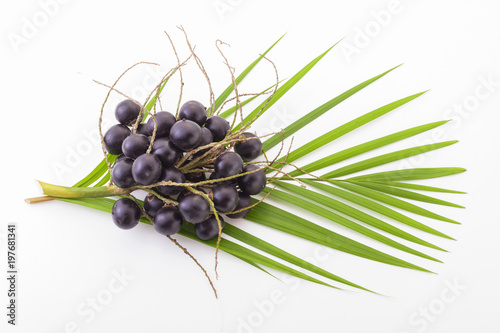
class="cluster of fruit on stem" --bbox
[104,98,268,241]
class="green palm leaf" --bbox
[262,65,402,152]
[273,181,445,253]
[212,34,285,112]
[288,120,449,177]
[218,81,281,119]
[248,202,431,272]
[270,91,426,168]
[366,181,466,194]
[330,180,460,224]
[320,141,458,179]
[223,224,371,291]
[233,41,341,132]
[347,181,465,208]
[346,167,466,182]
[303,179,454,239]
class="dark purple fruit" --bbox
[169,119,202,151]
[178,100,207,126]
[195,215,225,241]
[151,138,183,168]
[115,99,142,126]
[131,154,162,185]
[111,158,135,188]
[136,123,151,136]
[153,206,183,236]
[185,171,206,183]
[210,183,239,213]
[194,127,214,156]
[115,154,127,164]
[143,193,165,217]
[178,194,210,223]
[146,111,176,138]
[205,116,230,142]
[214,152,243,178]
[226,192,252,219]
[234,132,262,161]
[112,198,141,230]
[237,164,266,195]
[156,167,185,196]
[122,133,150,159]
[104,124,131,155]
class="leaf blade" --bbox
[321,141,458,179]
[350,181,465,208]
[248,202,432,272]
[212,34,285,112]
[346,168,466,182]
[274,181,446,254]
[288,120,449,177]
[272,91,427,167]
[262,64,402,152]
[233,41,341,132]
[330,180,460,224]
[303,179,454,239]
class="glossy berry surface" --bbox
[226,192,253,219]
[153,206,183,236]
[169,119,202,151]
[146,111,176,138]
[234,132,262,161]
[112,198,141,230]
[131,154,162,185]
[194,127,214,156]
[156,167,185,196]
[178,100,207,126]
[111,158,135,188]
[205,116,230,142]
[143,193,165,217]
[151,138,183,168]
[104,124,131,155]
[195,215,225,240]
[115,99,142,126]
[210,183,239,213]
[237,164,266,195]
[214,152,243,178]
[115,154,127,164]
[178,194,210,223]
[122,133,150,159]
[136,123,151,137]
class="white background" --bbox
[1,0,500,332]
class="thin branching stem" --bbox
[178,26,215,116]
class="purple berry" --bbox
[112,198,141,230]
[115,99,143,126]
[178,100,207,126]
[146,111,176,138]
[104,124,130,155]
[131,154,162,185]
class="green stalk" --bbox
[36,181,125,199]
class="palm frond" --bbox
[31,38,466,293]
[270,91,426,168]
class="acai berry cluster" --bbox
[103,99,266,241]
